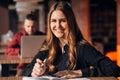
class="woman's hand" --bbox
[31,59,46,77]
[54,70,82,79]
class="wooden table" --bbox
[0,42,32,64]
[0,54,32,76]
[0,48,6,54]
[0,46,6,54]
[0,42,7,54]
[0,76,22,80]
[0,54,32,64]
[0,55,119,80]
[0,76,118,80]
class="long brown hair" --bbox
[42,1,85,72]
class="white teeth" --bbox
[56,30,62,32]
[57,30,61,31]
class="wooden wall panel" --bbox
[117,0,120,67]
[71,0,91,43]
[0,7,9,35]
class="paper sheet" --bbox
[23,76,90,80]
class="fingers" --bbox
[31,64,42,77]
[32,66,44,77]
[31,59,46,77]
[31,72,39,77]
[36,59,42,64]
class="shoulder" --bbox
[76,41,102,56]
[76,41,105,63]
[12,31,27,41]
[76,40,93,50]
[76,42,94,52]
[14,30,26,37]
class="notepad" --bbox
[23,76,90,80]
[23,76,66,80]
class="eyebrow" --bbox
[51,17,67,20]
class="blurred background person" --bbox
[4,12,45,76]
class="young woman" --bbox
[22,1,120,78]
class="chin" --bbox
[28,33,32,35]
[56,35,64,38]
[54,33,64,38]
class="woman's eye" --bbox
[51,20,56,22]
[61,19,67,22]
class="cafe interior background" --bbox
[0,0,120,77]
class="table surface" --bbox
[0,46,6,54]
[0,48,6,54]
[0,54,32,64]
[0,76,118,80]
[0,42,32,64]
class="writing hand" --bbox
[31,59,46,77]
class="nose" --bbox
[29,26,34,31]
[29,26,32,31]
[56,21,61,28]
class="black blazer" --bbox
[22,43,120,77]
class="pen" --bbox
[41,58,47,66]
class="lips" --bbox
[56,29,63,32]
[55,28,64,32]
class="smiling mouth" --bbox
[56,29,64,32]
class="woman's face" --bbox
[50,10,69,39]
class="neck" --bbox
[59,38,67,54]
[59,38,67,47]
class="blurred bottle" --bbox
[1,30,14,46]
